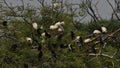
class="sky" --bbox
[2,0,115,22]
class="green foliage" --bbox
[0,1,120,68]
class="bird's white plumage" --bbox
[93,30,101,34]
[32,22,38,30]
[41,32,45,38]
[84,38,91,43]
[53,2,61,9]
[26,37,32,43]
[58,28,62,32]
[40,26,43,29]
[55,22,61,27]
[50,25,58,30]
[76,36,80,40]
[75,36,80,42]
[58,26,64,32]
[60,21,65,25]
[101,26,107,33]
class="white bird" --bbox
[32,22,38,30]
[55,22,61,27]
[60,21,65,25]
[50,25,58,30]
[76,36,80,40]
[101,26,107,33]
[58,28,62,32]
[53,2,61,9]
[40,26,43,29]
[75,36,80,43]
[84,38,91,43]
[26,37,32,43]
[93,30,101,34]
[58,26,64,32]
[41,32,45,38]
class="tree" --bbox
[0,0,120,68]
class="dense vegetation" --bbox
[0,0,120,68]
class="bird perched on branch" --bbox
[97,26,107,34]
[93,30,101,34]
[58,26,64,32]
[75,36,84,46]
[41,30,51,38]
[60,21,65,25]
[26,37,32,43]
[50,21,65,31]
[101,26,107,33]
[55,22,61,27]
[53,2,61,9]
[50,25,58,30]
[32,22,38,30]
[84,38,91,43]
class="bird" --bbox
[44,30,51,38]
[75,36,84,46]
[40,26,43,29]
[26,37,32,43]
[75,36,80,43]
[60,21,65,25]
[53,2,61,9]
[2,21,8,26]
[55,22,61,27]
[76,36,80,40]
[41,32,45,38]
[84,38,91,43]
[96,26,107,34]
[32,22,38,30]
[93,30,101,34]
[58,26,64,32]
[70,31,75,40]
[101,26,107,33]
[50,25,58,30]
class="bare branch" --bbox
[106,0,120,21]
